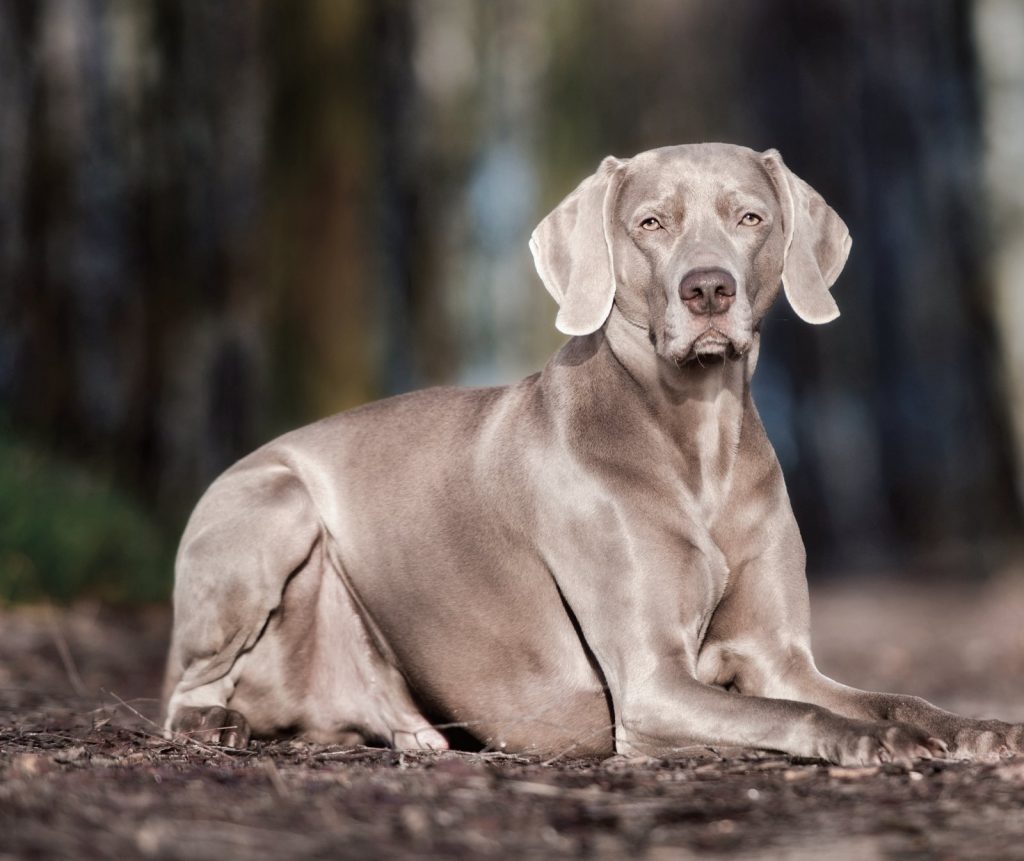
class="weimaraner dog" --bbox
[164,143,1023,765]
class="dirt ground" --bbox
[2,574,1024,860]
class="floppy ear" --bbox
[761,149,852,324]
[529,156,626,336]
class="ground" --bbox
[2,573,1024,860]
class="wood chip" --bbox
[827,766,881,779]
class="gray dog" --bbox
[163,143,1023,765]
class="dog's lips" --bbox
[672,328,745,364]
[693,330,730,351]
[659,317,753,366]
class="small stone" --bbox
[11,753,53,776]
[399,805,431,840]
[994,762,1024,783]
[135,823,163,857]
[435,808,457,828]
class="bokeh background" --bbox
[2,0,1023,603]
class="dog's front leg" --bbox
[703,533,1024,760]
[610,661,943,766]
[748,657,1024,760]
[551,528,944,765]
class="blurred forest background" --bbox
[1,0,1023,603]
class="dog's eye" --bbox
[739,212,763,226]
[640,217,662,231]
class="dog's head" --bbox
[530,144,851,366]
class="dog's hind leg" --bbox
[227,533,449,750]
[162,459,322,743]
[163,456,447,751]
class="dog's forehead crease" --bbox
[622,148,774,218]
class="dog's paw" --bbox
[170,705,251,749]
[947,720,1024,761]
[826,720,946,767]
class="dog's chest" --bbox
[674,388,743,523]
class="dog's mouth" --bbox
[675,328,746,366]
[693,329,731,354]
[655,316,753,368]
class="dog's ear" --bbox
[529,156,626,336]
[761,149,851,325]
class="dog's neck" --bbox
[603,306,750,414]
[601,307,749,508]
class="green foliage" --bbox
[0,435,173,604]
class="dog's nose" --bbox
[679,268,737,315]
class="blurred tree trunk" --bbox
[976,0,1024,520]
[0,0,271,517]
[0,2,38,429]
[145,0,269,513]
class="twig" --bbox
[100,688,163,731]
[44,604,88,698]
[263,758,290,798]
[541,722,618,766]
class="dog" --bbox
[163,143,1023,764]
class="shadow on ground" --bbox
[2,574,1024,860]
